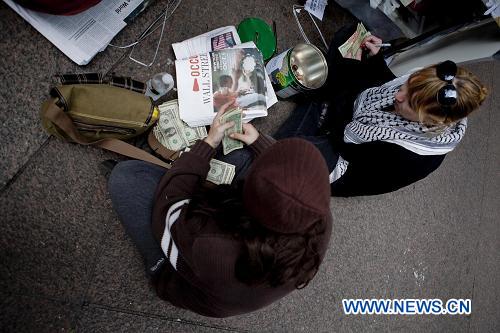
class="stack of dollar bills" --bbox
[337,22,371,59]
[155,99,241,185]
[181,147,237,185]
[207,159,236,185]
[221,107,243,155]
[153,99,208,151]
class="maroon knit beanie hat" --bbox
[243,138,331,234]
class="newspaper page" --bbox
[482,0,500,27]
[2,0,146,65]
[305,0,328,21]
[172,26,242,60]
[172,28,278,109]
[230,42,277,110]
[176,45,268,127]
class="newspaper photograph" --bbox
[212,48,267,112]
[172,26,241,60]
[176,46,268,127]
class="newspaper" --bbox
[305,0,328,21]
[2,0,148,65]
[172,27,277,126]
[482,0,500,27]
[176,42,271,127]
[172,26,242,60]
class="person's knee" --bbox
[108,160,143,200]
[108,160,166,204]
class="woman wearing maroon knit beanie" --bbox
[107,103,333,317]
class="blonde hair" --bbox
[406,64,489,125]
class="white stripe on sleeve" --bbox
[160,199,190,270]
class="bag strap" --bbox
[43,101,171,169]
[96,139,171,169]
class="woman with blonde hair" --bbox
[275,23,488,197]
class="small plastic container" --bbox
[145,72,174,101]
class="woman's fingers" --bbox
[242,123,257,133]
[364,41,380,56]
[361,35,382,48]
[230,132,245,141]
[365,35,382,44]
[214,101,236,123]
[220,121,235,132]
[361,35,384,57]
[230,123,259,145]
[213,109,225,124]
[355,48,363,60]
[204,120,235,148]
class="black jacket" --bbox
[321,25,446,197]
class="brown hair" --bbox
[406,64,488,125]
[186,183,325,289]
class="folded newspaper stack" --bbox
[3,0,152,65]
[172,26,277,127]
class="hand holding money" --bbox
[204,102,236,149]
[338,22,373,60]
[221,108,243,155]
[229,123,259,145]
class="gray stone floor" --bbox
[0,1,499,332]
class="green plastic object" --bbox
[237,17,276,61]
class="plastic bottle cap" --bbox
[145,72,174,101]
[161,73,174,89]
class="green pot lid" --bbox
[237,17,276,61]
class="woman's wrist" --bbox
[204,137,217,149]
[191,140,217,160]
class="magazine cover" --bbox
[176,47,268,127]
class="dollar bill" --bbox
[338,35,354,57]
[155,103,189,151]
[351,23,371,55]
[183,126,199,145]
[221,108,243,155]
[195,126,208,140]
[338,22,371,59]
[155,99,208,150]
[207,159,236,185]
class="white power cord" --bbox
[293,5,311,44]
[107,0,182,67]
[307,9,328,49]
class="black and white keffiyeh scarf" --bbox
[344,74,467,155]
[330,74,467,184]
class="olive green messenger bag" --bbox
[40,84,172,169]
